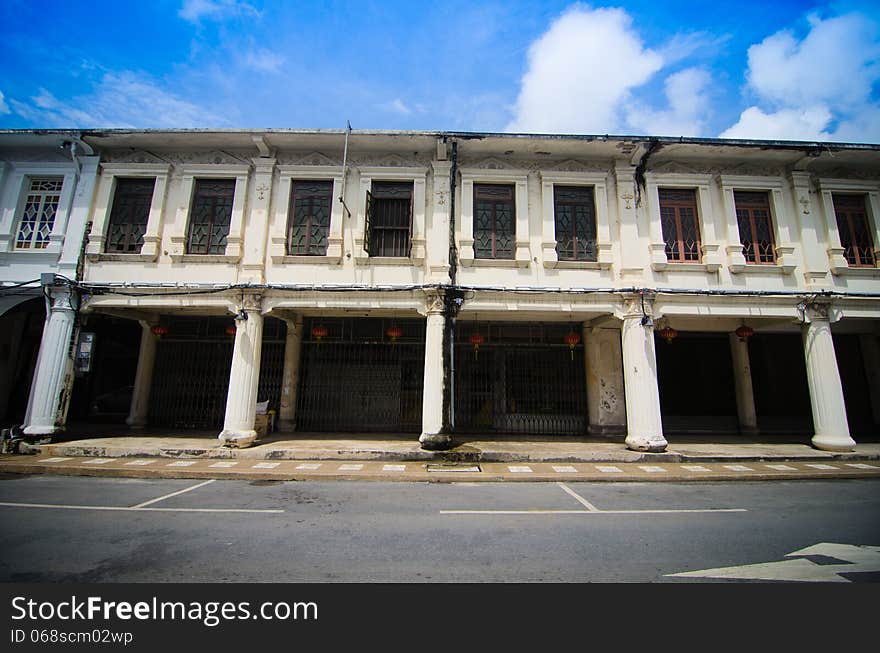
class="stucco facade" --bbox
[7,129,880,452]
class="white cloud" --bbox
[242,48,285,73]
[719,106,833,141]
[387,99,411,115]
[506,5,663,133]
[721,12,880,142]
[179,0,260,23]
[0,90,10,115]
[9,72,226,128]
[626,68,711,137]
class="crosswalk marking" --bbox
[338,464,363,471]
[508,466,533,473]
[681,465,711,472]
[595,465,622,473]
[167,461,196,467]
[805,464,838,470]
[765,464,797,471]
[383,464,406,472]
[723,465,754,472]
[638,466,666,473]
[41,457,73,463]
[124,460,157,466]
[846,463,879,469]
[252,462,280,469]
[83,459,113,465]
[296,463,322,470]
[552,465,578,473]
[209,462,238,468]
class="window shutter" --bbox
[407,193,414,257]
[363,189,373,255]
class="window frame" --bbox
[185,177,237,255]
[733,190,777,265]
[540,171,612,270]
[104,177,156,254]
[365,180,414,258]
[816,177,880,276]
[286,179,334,256]
[473,182,516,260]
[658,187,702,263]
[14,176,65,251]
[553,185,598,263]
[831,193,875,267]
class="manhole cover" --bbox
[426,463,481,473]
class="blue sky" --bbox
[0,1,878,142]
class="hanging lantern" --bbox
[225,325,237,337]
[311,324,328,343]
[658,326,678,344]
[386,326,403,343]
[735,325,754,341]
[469,332,485,360]
[563,331,581,361]
[150,325,169,338]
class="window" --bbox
[474,183,515,259]
[658,188,701,262]
[186,179,235,255]
[15,177,63,250]
[105,178,155,253]
[364,181,413,257]
[287,180,332,255]
[554,186,597,261]
[833,194,875,267]
[734,191,776,264]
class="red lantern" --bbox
[150,325,169,338]
[658,326,678,344]
[735,325,754,341]
[563,331,581,360]
[386,326,403,343]
[311,325,328,342]
[225,325,237,337]
[469,332,485,360]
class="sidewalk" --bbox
[1,431,879,482]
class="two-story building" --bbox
[15,129,880,453]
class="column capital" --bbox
[615,291,656,322]
[420,290,446,316]
[803,298,838,323]
[48,286,77,313]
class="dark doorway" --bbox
[655,332,738,434]
[0,297,45,427]
[749,333,813,435]
[834,334,875,437]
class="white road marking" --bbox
[209,462,238,468]
[296,463,322,470]
[595,465,622,473]
[681,465,711,472]
[508,466,533,473]
[252,462,280,469]
[805,464,838,470]
[638,466,666,473]
[124,460,157,466]
[557,482,599,512]
[846,463,879,469]
[552,465,578,473]
[383,464,406,472]
[167,461,197,467]
[0,502,282,514]
[765,464,798,471]
[441,508,747,515]
[41,457,73,463]
[723,465,753,472]
[83,459,113,465]
[130,480,216,509]
[338,464,363,471]
[667,543,880,582]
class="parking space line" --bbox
[130,480,216,509]
[557,482,599,512]
[0,501,283,514]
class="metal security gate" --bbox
[149,316,285,429]
[296,317,424,432]
[454,323,587,435]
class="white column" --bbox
[619,294,667,452]
[219,296,264,448]
[277,316,303,431]
[729,333,758,435]
[23,286,77,436]
[126,321,158,428]
[803,304,855,451]
[584,324,626,435]
[419,293,450,449]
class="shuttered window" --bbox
[186,179,235,255]
[364,181,413,257]
[105,178,155,253]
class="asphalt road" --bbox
[1,473,878,583]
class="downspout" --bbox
[441,140,462,435]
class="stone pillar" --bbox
[126,320,158,428]
[729,333,758,435]
[584,324,626,435]
[219,295,264,448]
[619,294,667,452]
[23,285,77,436]
[803,303,855,451]
[419,292,450,450]
[859,334,880,426]
[277,316,304,432]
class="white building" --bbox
[12,129,880,452]
[0,131,99,433]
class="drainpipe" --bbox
[442,140,462,435]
